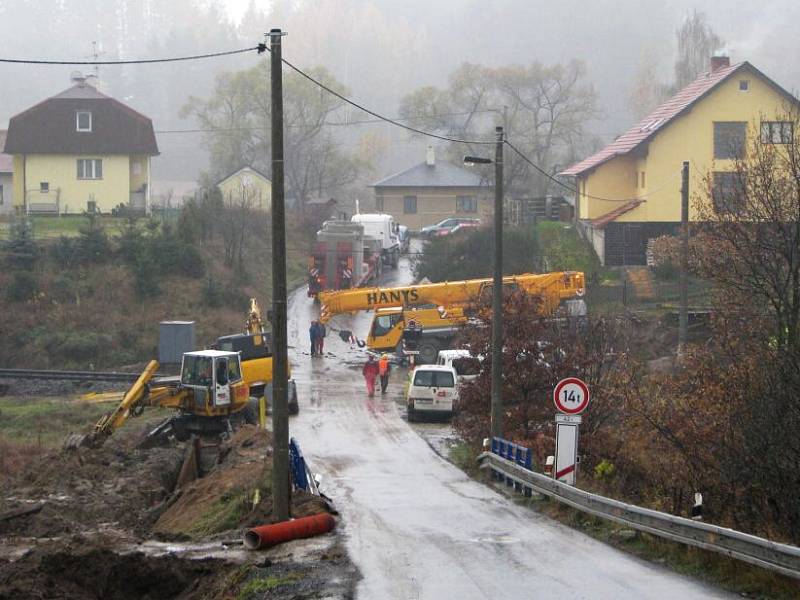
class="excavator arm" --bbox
[65,360,184,449]
[318,272,585,323]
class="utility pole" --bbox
[491,126,504,439]
[269,28,290,522]
[678,161,689,356]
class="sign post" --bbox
[553,378,590,486]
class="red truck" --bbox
[308,221,382,297]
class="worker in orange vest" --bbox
[378,354,391,394]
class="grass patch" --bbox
[0,395,172,446]
[448,440,482,477]
[188,488,251,536]
[537,221,600,275]
[236,572,303,600]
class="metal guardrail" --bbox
[478,451,800,580]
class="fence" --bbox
[478,449,800,580]
[289,437,320,495]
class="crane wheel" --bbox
[417,341,440,364]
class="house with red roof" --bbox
[3,74,159,215]
[561,56,798,266]
[0,130,12,215]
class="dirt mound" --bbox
[156,426,330,536]
[0,540,228,600]
[0,442,184,538]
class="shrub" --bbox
[6,272,38,302]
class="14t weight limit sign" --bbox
[553,377,590,415]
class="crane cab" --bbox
[180,350,247,411]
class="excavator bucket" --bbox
[63,432,96,450]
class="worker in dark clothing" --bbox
[316,321,327,356]
[309,320,319,356]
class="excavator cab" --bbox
[180,350,244,409]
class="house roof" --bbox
[561,61,797,177]
[372,160,487,188]
[216,165,271,187]
[3,83,159,156]
[591,199,644,229]
[0,131,12,173]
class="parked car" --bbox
[406,365,458,422]
[419,217,480,238]
[433,221,481,238]
[436,349,482,383]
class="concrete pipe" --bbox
[243,512,336,550]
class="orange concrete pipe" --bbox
[243,513,336,550]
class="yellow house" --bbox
[561,56,798,266]
[3,76,159,215]
[216,166,272,210]
[372,146,492,231]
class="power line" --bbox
[255,43,496,146]
[155,109,499,135]
[0,46,259,65]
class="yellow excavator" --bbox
[318,272,586,363]
[212,298,298,415]
[66,350,252,448]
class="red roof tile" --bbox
[561,62,747,177]
[591,199,644,229]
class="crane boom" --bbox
[318,272,585,323]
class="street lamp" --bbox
[464,126,504,440]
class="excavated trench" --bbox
[0,425,351,600]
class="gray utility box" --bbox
[159,321,196,365]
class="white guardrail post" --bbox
[477,451,800,580]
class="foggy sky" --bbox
[1,0,798,183]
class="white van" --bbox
[406,365,458,422]
[436,349,482,383]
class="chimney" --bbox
[710,55,730,72]
[426,145,435,167]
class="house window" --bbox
[761,121,794,145]
[712,171,745,213]
[77,159,103,180]
[640,172,646,188]
[375,196,384,212]
[739,80,749,92]
[714,122,746,159]
[76,111,92,132]
[403,195,417,214]
[40,182,49,193]
[456,195,477,213]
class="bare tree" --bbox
[674,10,724,90]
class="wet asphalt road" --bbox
[286,250,729,599]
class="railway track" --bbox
[0,368,157,383]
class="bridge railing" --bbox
[479,447,800,580]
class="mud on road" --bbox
[0,425,357,600]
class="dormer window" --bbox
[76,111,92,132]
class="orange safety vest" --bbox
[378,358,389,376]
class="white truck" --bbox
[351,213,401,269]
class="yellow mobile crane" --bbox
[66,350,252,448]
[318,272,586,363]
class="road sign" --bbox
[555,414,582,424]
[555,423,579,486]
[553,377,590,415]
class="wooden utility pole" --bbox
[269,28,290,522]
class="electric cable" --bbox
[0,47,259,65]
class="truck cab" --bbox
[351,213,400,268]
